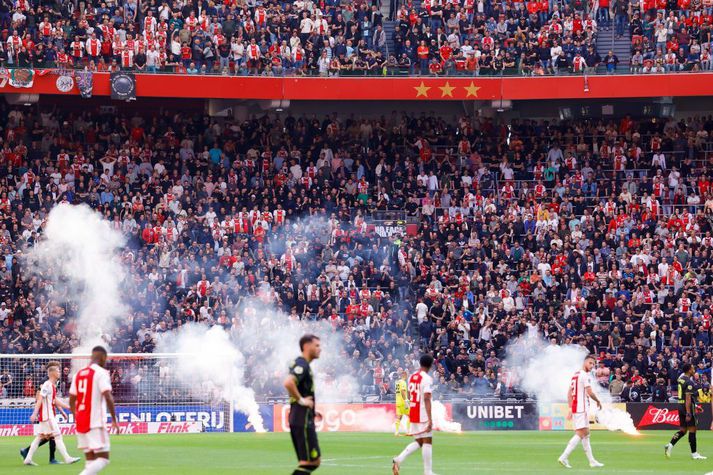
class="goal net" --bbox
[0,354,234,436]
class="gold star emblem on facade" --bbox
[464,82,481,98]
[439,81,455,97]
[414,81,431,98]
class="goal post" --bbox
[0,353,234,435]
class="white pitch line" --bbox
[319,459,700,475]
[321,455,386,462]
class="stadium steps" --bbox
[384,20,396,58]
[596,25,632,73]
[383,0,422,58]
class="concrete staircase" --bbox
[384,20,396,57]
[596,25,632,73]
[382,0,422,58]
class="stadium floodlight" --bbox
[0,354,235,435]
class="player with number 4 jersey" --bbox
[69,346,119,475]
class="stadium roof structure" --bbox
[3,72,713,101]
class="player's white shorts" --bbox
[572,412,590,430]
[410,422,432,439]
[77,427,111,454]
[37,419,61,437]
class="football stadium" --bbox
[1,0,713,473]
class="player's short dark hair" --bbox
[420,354,434,370]
[585,354,597,361]
[682,363,693,373]
[92,346,108,355]
[299,334,320,351]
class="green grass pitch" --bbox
[0,431,711,474]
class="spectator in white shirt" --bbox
[146,45,160,73]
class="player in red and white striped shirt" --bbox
[69,346,119,475]
[21,361,80,466]
[558,354,603,469]
[392,354,435,475]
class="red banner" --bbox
[0,421,202,437]
[637,405,680,428]
[626,403,710,430]
[2,72,713,101]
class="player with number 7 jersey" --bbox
[558,354,603,469]
[69,346,119,475]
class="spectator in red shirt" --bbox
[417,40,430,75]
[428,57,443,75]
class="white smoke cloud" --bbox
[153,292,364,432]
[155,323,266,432]
[505,326,587,404]
[433,401,462,433]
[25,203,127,352]
[505,325,638,435]
[231,299,360,404]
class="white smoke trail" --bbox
[154,295,361,432]
[595,407,639,435]
[155,324,266,432]
[505,326,638,435]
[353,407,398,432]
[25,203,127,352]
[433,400,462,433]
[232,299,360,403]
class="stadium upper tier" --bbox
[0,0,710,77]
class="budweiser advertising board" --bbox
[627,403,712,430]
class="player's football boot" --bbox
[23,460,38,466]
[67,457,81,464]
[589,460,604,468]
[664,443,672,458]
[49,459,60,465]
[557,457,572,468]
[692,452,708,460]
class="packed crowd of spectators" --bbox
[0,0,619,76]
[1,0,713,76]
[0,102,712,403]
[389,0,603,76]
[3,0,713,76]
[628,0,713,73]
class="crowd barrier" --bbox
[0,402,708,434]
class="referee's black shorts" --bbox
[290,424,321,462]
[678,404,697,428]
